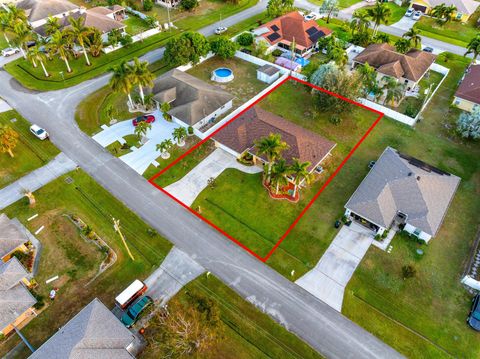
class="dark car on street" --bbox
[132,114,155,126]
[121,295,153,328]
[468,294,480,331]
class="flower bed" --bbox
[262,181,299,203]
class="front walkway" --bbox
[295,222,373,312]
[144,247,205,306]
[0,153,76,210]
[165,148,262,206]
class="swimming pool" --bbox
[211,67,234,83]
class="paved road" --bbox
[0,2,405,357]
[0,153,77,210]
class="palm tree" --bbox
[382,77,405,106]
[403,27,421,48]
[11,21,33,59]
[0,11,14,46]
[49,30,73,72]
[134,121,151,140]
[366,1,392,37]
[109,60,134,108]
[290,159,312,198]
[129,58,154,105]
[87,28,103,57]
[431,3,447,21]
[0,124,19,158]
[350,11,370,35]
[254,133,289,184]
[357,62,377,97]
[465,35,480,63]
[1,3,27,46]
[271,159,291,194]
[374,33,390,44]
[27,45,49,77]
[68,16,92,66]
[328,45,348,66]
[394,37,411,54]
[172,127,187,146]
[45,16,61,36]
[156,139,173,159]
[160,102,172,120]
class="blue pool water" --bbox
[214,68,233,77]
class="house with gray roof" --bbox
[0,257,36,335]
[29,298,136,358]
[344,147,460,242]
[0,213,29,260]
[147,69,234,130]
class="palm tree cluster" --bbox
[318,34,348,67]
[255,133,312,198]
[357,63,405,106]
[349,1,391,46]
[109,58,155,110]
[431,4,457,26]
[465,34,480,63]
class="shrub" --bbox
[180,0,199,11]
[236,32,254,47]
[272,49,283,57]
[402,265,416,279]
[147,228,157,237]
[381,229,389,239]
[143,0,153,11]
[120,34,133,47]
[209,36,238,59]
[404,104,419,118]
[188,126,194,135]
[330,114,342,125]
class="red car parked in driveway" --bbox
[133,115,155,126]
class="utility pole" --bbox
[113,217,135,261]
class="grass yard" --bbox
[187,56,268,108]
[106,134,139,157]
[0,31,9,50]
[0,169,173,357]
[414,10,480,47]
[0,110,59,188]
[124,15,151,35]
[142,274,322,359]
[307,0,363,9]
[355,3,408,24]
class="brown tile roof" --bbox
[214,106,336,171]
[455,64,480,105]
[354,43,436,82]
[258,11,332,51]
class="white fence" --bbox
[358,99,417,126]
[126,7,149,20]
[103,28,161,53]
[176,52,215,72]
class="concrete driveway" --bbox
[295,222,373,312]
[389,16,417,32]
[165,148,262,206]
[92,120,134,147]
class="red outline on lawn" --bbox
[149,76,384,262]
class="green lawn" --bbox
[307,0,363,9]
[106,134,139,157]
[0,169,173,357]
[355,3,408,25]
[0,31,9,50]
[414,10,480,47]
[0,110,59,188]
[124,15,151,35]
[142,274,322,359]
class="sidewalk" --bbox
[0,153,77,210]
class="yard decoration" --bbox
[172,127,187,147]
[157,139,173,159]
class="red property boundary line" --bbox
[149,76,384,262]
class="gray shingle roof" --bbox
[29,298,135,359]
[16,0,79,22]
[0,214,29,259]
[0,257,36,331]
[345,147,460,236]
[258,64,280,76]
[147,69,234,126]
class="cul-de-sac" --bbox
[0,0,479,357]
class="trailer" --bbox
[115,279,147,309]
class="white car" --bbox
[412,11,422,20]
[304,13,317,21]
[30,125,49,140]
[405,8,414,17]
[214,26,228,35]
[1,47,20,57]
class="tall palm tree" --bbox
[160,102,172,120]
[290,159,312,198]
[394,37,411,54]
[357,62,377,97]
[87,28,103,57]
[156,139,173,158]
[172,127,187,146]
[49,30,73,72]
[254,133,289,184]
[443,5,457,24]
[0,11,13,46]
[328,45,348,66]
[382,77,405,106]
[366,1,392,37]
[134,121,151,140]
[68,16,92,66]
[129,58,155,105]
[431,3,447,20]
[465,35,480,63]
[45,16,61,36]
[350,11,370,35]
[271,159,291,194]
[27,45,49,77]
[109,60,134,108]
[11,21,33,59]
[403,27,421,48]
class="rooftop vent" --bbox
[417,176,421,181]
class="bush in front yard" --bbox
[236,32,254,47]
[272,49,283,57]
[180,0,199,11]
[143,0,153,11]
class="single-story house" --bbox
[253,11,332,58]
[213,106,336,179]
[410,0,479,22]
[147,69,234,130]
[453,64,480,112]
[29,298,136,358]
[257,64,281,84]
[344,147,460,243]
[0,257,36,336]
[352,43,436,90]
[14,0,79,28]
[0,213,29,262]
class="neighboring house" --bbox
[155,0,180,8]
[352,43,436,90]
[213,106,336,179]
[410,0,479,22]
[147,69,234,130]
[453,64,480,112]
[257,64,281,84]
[29,298,136,358]
[253,11,332,58]
[344,147,460,243]
[0,213,29,262]
[14,0,79,28]
[0,257,36,336]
